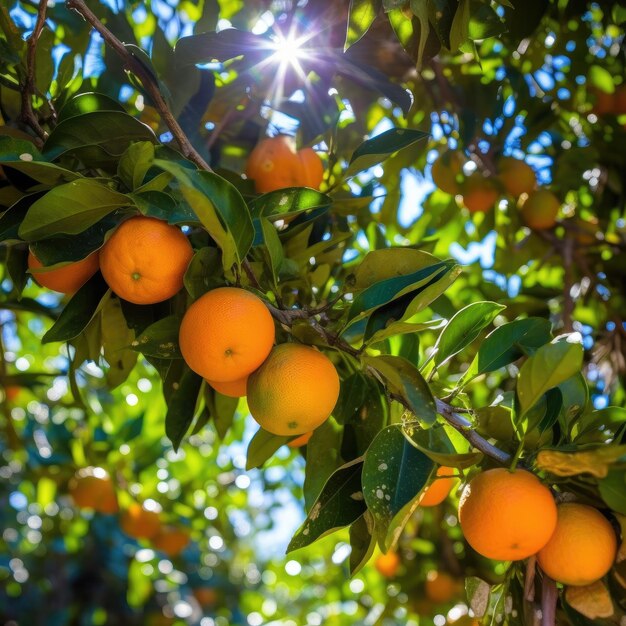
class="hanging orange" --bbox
[28,250,99,294]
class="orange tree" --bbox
[0,0,625,624]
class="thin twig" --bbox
[561,237,574,332]
[540,575,558,626]
[65,0,212,171]
[21,0,49,143]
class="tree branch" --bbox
[65,0,212,171]
[541,575,558,626]
[21,0,49,143]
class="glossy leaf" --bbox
[131,316,182,359]
[246,428,289,470]
[164,367,203,451]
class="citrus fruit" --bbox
[207,376,248,398]
[461,174,499,213]
[100,216,193,304]
[498,157,536,197]
[432,151,465,195]
[120,503,162,540]
[152,526,190,557]
[179,287,275,382]
[425,570,460,604]
[375,551,400,578]
[520,189,560,230]
[458,468,557,561]
[28,250,99,294]
[537,503,617,586]
[419,466,456,507]
[247,343,339,436]
[287,431,313,448]
[245,135,324,193]
[69,467,118,514]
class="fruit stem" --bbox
[540,575,558,626]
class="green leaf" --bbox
[363,354,437,427]
[362,425,433,549]
[42,274,109,344]
[468,3,506,41]
[349,512,377,576]
[19,180,131,241]
[183,247,222,299]
[517,334,584,418]
[132,316,182,359]
[403,423,483,468]
[57,92,126,121]
[206,389,239,440]
[258,218,284,286]
[100,295,138,388]
[118,141,155,191]
[155,160,253,271]
[287,458,366,553]
[449,0,471,50]
[248,187,332,221]
[588,65,615,94]
[434,301,505,367]
[459,317,552,385]
[131,190,197,224]
[246,428,289,470]
[345,0,382,50]
[409,0,430,68]
[347,128,429,176]
[599,470,626,515]
[165,367,203,451]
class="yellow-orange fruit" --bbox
[521,189,560,230]
[207,376,248,398]
[100,216,193,304]
[69,468,118,514]
[537,503,617,586]
[431,151,465,195]
[458,468,557,561]
[245,135,324,193]
[375,551,400,578]
[247,343,339,436]
[28,250,99,295]
[179,287,275,382]
[498,157,536,197]
[425,571,460,604]
[120,503,162,540]
[461,175,499,213]
[287,431,314,448]
[152,526,190,557]
[419,466,456,507]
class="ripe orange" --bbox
[537,503,617,586]
[375,551,400,578]
[152,526,190,557]
[120,503,162,540]
[28,250,99,294]
[245,135,324,193]
[520,189,560,230]
[458,468,557,561]
[425,571,460,604]
[498,157,536,197]
[69,468,118,514]
[461,174,499,213]
[419,466,456,507]
[247,343,340,436]
[100,216,193,304]
[432,151,465,195]
[179,287,275,382]
[207,376,248,398]
[287,431,314,448]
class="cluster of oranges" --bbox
[375,465,617,594]
[431,151,563,231]
[69,467,190,557]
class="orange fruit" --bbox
[245,135,324,193]
[537,503,617,586]
[461,174,499,213]
[179,287,275,382]
[458,468,557,561]
[432,151,465,195]
[207,376,248,398]
[375,551,400,578]
[520,189,560,230]
[193,587,218,606]
[152,526,190,557]
[287,431,313,448]
[419,466,456,507]
[425,571,460,604]
[4,386,20,402]
[100,216,193,304]
[448,616,480,626]
[120,503,162,540]
[247,343,340,436]
[69,468,118,514]
[28,250,99,294]
[498,157,536,197]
